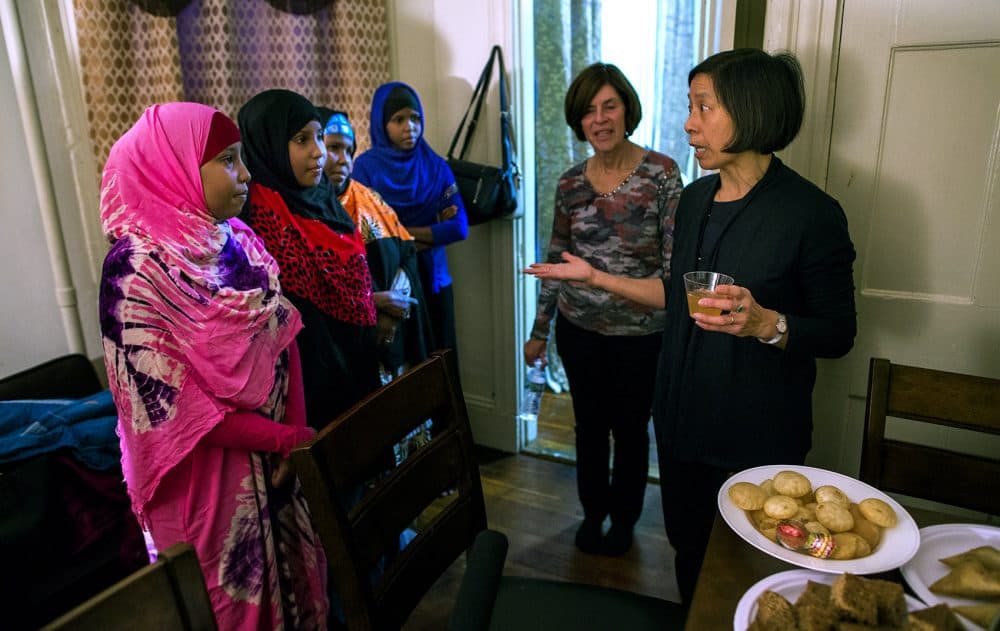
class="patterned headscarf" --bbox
[320,107,355,151]
[99,102,302,519]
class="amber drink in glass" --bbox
[683,271,734,317]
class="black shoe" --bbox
[602,524,633,556]
[574,518,604,554]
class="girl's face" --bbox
[288,121,326,187]
[199,141,250,221]
[581,83,627,153]
[685,73,739,171]
[323,132,355,190]
[385,107,422,150]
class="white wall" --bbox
[0,2,98,377]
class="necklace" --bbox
[587,150,647,198]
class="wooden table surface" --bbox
[684,505,968,630]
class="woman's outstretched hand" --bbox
[524,251,594,284]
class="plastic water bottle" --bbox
[519,359,546,441]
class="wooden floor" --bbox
[402,450,680,630]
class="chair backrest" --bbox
[291,349,487,631]
[0,353,102,401]
[39,543,217,631]
[860,357,1000,515]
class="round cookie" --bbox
[759,479,777,497]
[804,521,830,536]
[729,481,767,510]
[751,509,778,530]
[763,495,799,520]
[850,515,882,549]
[831,532,871,560]
[816,502,854,533]
[773,470,811,498]
[814,485,850,506]
[858,498,897,528]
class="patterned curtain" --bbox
[532,0,600,393]
[532,0,600,260]
[652,0,696,183]
[73,0,390,176]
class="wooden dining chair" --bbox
[39,542,216,630]
[860,357,1000,515]
[290,349,685,631]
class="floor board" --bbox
[402,450,679,630]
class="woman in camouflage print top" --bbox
[524,62,682,556]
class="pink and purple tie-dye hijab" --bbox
[99,102,302,519]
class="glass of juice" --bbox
[683,271,735,317]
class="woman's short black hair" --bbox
[689,48,805,154]
[564,62,642,142]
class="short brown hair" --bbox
[564,62,642,142]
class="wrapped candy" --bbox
[775,519,836,559]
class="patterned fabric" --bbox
[340,179,434,376]
[352,82,469,294]
[73,0,389,175]
[339,179,413,243]
[531,150,683,339]
[99,102,328,629]
[238,88,375,327]
[145,358,328,630]
[100,103,301,515]
[247,185,376,327]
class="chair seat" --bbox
[488,577,686,631]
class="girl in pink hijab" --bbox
[99,102,328,629]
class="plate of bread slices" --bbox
[734,569,973,630]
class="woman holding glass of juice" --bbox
[526,49,857,604]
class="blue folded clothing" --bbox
[0,390,120,470]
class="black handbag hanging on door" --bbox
[446,45,521,226]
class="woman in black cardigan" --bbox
[526,48,857,605]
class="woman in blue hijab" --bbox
[353,82,469,353]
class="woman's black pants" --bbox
[555,312,661,529]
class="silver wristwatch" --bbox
[757,313,787,345]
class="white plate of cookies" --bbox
[733,569,926,630]
[718,464,920,574]
[900,524,1000,630]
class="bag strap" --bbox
[447,45,516,176]
[447,46,499,160]
[497,46,518,178]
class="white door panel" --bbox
[825,0,1000,476]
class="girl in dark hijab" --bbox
[239,89,381,428]
[352,82,468,354]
